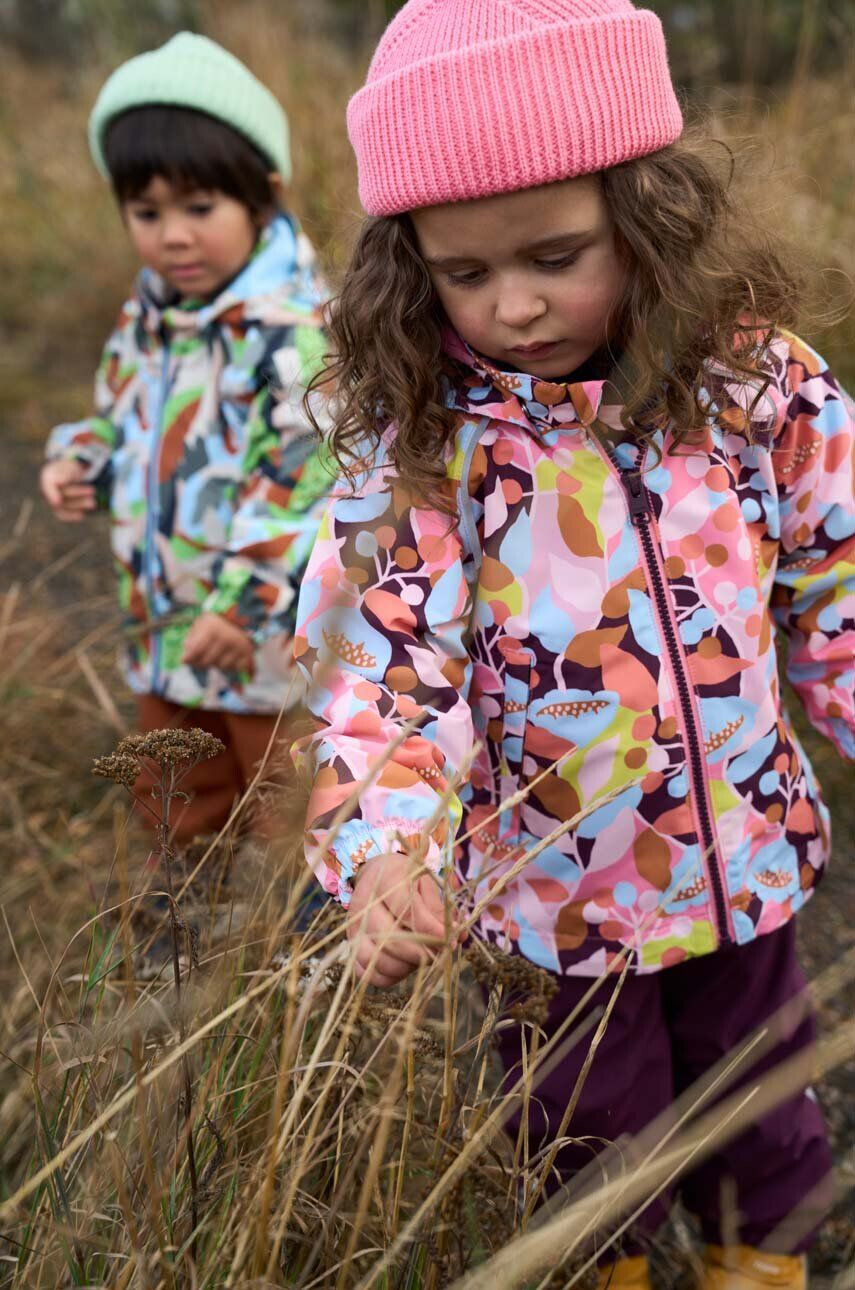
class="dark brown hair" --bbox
[310,131,807,507]
[104,105,278,219]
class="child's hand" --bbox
[347,851,453,987]
[182,613,255,675]
[40,459,96,522]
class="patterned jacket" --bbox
[47,214,333,713]
[294,330,855,975]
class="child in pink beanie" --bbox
[294,2,854,1285]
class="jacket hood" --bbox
[133,212,324,336]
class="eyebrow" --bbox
[423,230,594,270]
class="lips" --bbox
[168,264,204,278]
[511,341,559,360]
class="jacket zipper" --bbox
[145,343,172,692]
[600,444,731,944]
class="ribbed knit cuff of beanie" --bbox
[88,31,291,181]
[347,0,683,216]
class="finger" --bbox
[362,904,434,968]
[59,495,96,512]
[350,939,412,985]
[55,509,86,523]
[381,863,419,924]
[382,880,446,952]
[354,961,405,989]
[349,899,427,970]
[353,944,414,981]
[185,644,214,669]
[41,476,63,507]
[221,648,246,672]
[409,874,449,942]
[59,484,96,500]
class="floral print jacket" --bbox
[47,214,333,713]
[294,329,854,975]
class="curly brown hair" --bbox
[309,130,809,508]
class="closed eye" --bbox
[534,252,580,271]
[445,267,487,288]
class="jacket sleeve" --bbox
[770,335,855,760]
[292,446,479,905]
[203,321,336,640]
[44,308,136,501]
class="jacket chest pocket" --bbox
[498,640,535,838]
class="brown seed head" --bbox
[92,752,139,788]
[118,727,225,768]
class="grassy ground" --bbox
[0,8,853,1286]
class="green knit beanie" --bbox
[88,32,290,182]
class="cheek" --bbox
[126,223,159,264]
[556,269,622,336]
[435,288,489,340]
[204,213,257,267]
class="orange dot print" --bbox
[395,546,418,570]
[680,535,704,560]
[632,714,657,740]
[706,465,730,492]
[375,525,397,550]
[712,504,739,532]
[387,666,418,692]
[417,534,445,563]
[355,680,382,701]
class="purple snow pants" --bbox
[494,922,833,1255]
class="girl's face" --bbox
[411,176,626,379]
[123,176,261,298]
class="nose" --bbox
[161,211,193,249]
[494,278,547,331]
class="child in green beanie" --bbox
[41,33,333,850]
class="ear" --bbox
[258,171,286,224]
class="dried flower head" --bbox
[120,728,225,768]
[92,751,139,788]
[465,942,559,1025]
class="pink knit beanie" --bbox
[348,0,683,216]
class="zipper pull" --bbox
[623,471,651,524]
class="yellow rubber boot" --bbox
[595,1256,653,1288]
[703,1245,807,1288]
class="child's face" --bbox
[411,176,626,379]
[122,176,260,299]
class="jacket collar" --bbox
[443,328,609,435]
[132,212,324,337]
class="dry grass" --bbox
[1,4,854,1285]
[0,589,852,1287]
